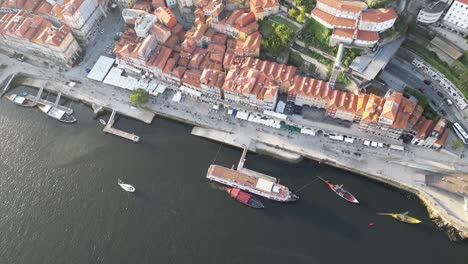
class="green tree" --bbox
[262,34,284,55]
[451,139,465,150]
[274,24,294,44]
[369,1,376,8]
[130,88,149,106]
[297,13,306,23]
[299,5,308,14]
[288,8,298,18]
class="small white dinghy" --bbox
[118,179,135,193]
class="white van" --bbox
[445,98,453,106]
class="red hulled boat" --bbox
[318,176,359,204]
[226,187,265,209]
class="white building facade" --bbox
[417,1,447,24]
[443,0,468,34]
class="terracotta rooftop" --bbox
[250,0,279,9]
[356,30,379,41]
[154,6,177,28]
[152,0,166,8]
[182,69,202,88]
[317,0,366,13]
[211,33,227,45]
[36,2,52,13]
[435,128,449,146]
[200,68,226,89]
[361,8,398,23]
[415,119,435,138]
[311,8,357,28]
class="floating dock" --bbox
[103,109,139,142]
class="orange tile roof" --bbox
[235,12,256,27]
[163,58,177,74]
[435,128,449,147]
[235,31,261,55]
[226,9,245,25]
[361,8,397,23]
[361,94,384,123]
[211,33,227,45]
[317,0,365,13]
[433,118,448,134]
[250,0,279,9]
[148,45,172,70]
[154,6,177,28]
[408,105,424,128]
[356,30,379,41]
[152,0,166,8]
[380,90,403,122]
[415,119,435,138]
[311,8,356,27]
[332,28,354,39]
[133,1,153,11]
[200,68,226,88]
[356,94,369,114]
[171,66,187,79]
[36,2,52,13]
[151,23,171,43]
[63,0,85,16]
[182,69,202,88]
[164,34,179,49]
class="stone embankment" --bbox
[191,126,468,241]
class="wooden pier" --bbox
[0,73,15,97]
[103,109,140,143]
[25,87,74,114]
[236,145,277,182]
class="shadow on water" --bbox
[133,190,150,202]
[263,198,362,241]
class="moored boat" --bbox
[206,165,298,202]
[226,187,264,209]
[6,93,36,107]
[378,212,421,224]
[118,179,135,193]
[318,176,359,204]
[39,104,77,123]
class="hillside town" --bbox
[1,0,468,240]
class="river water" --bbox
[0,87,467,264]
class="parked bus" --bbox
[453,122,468,144]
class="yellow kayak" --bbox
[378,212,422,224]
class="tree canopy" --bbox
[288,8,298,18]
[130,88,149,107]
[262,23,294,55]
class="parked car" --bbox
[424,79,432,85]
[436,91,444,98]
[418,87,424,92]
[445,98,453,105]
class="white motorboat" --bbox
[118,179,135,193]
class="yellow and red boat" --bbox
[378,212,421,224]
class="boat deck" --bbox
[207,165,290,199]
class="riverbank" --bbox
[2,71,467,241]
[191,126,468,241]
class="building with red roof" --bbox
[0,10,81,67]
[249,0,279,20]
[154,6,177,28]
[311,0,397,47]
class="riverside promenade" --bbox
[1,54,467,240]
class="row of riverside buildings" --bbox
[111,1,449,150]
[0,0,110,67]
[310,0,398,48]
